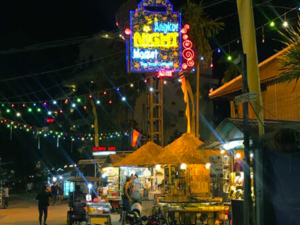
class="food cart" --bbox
[67,176,113,225]
[155,133,229,225]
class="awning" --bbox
[201,118,300,150]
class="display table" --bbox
[87,202,112,225]
[107,197,122,211]
[166,206,229,225]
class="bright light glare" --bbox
[223,140,243,150]
[155,164,161,170]
[283,21,288,27]
[180,163,187,170]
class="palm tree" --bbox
[181,0,224,137]
[219,50,242,84]
[274,25,300,85]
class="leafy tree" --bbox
[274,25,300,85]
[181,0,224,136]
[219,51,242,84]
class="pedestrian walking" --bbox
[3,184,9,209]
[58,185,64,204]
[51,182,58,206]
[27,182,33,196]
[36,185,52,225]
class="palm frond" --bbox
[271,22,300,86]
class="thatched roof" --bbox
[156,133,207,164]
[113,141,163,167]
[103,154,124,166]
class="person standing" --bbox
[51,182,58,206]
[130,174,141,204]
[36,185,52,225]
[58,185,63,204]
[3,184,9,209]
[120,177,132,222]
[27,182,33,196]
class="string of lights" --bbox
[0,118,129,142]
[212,5,300,62]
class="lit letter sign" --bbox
[128,0,182,73]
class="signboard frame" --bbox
[128,0,182,73]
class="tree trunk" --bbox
[91,99,99,148]
[196,60,200,138]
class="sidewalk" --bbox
[0,195,121,225]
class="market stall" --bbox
[100,154,125,211]
[113,141,164,216]
[155,133,228,225]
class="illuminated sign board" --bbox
[93,146,116,151]
[92,146,116,156]
[128,0,182,73]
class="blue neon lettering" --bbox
[153,22,179,34]
[133,49,159,59]
[140,61,174,68]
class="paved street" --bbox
[0,194,121,225]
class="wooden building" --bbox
[209,47,300,121]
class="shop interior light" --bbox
[223,140,244,150]
[52,177,57,182]
[59,176,63,180]
[205,163,211,169]
[180,163,187,170]
[155,164,161,170]
[250,152,254,158]
[220,149,225,154]
[88,183,92,189]
[235,153,241,159]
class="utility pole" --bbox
[242,54,252,225]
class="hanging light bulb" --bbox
[109,100,113,104]
[37,108,41,112]
[89,95,93,99]
[65,99,69,104]
[28,108,32,112]
[270,21,275,27]
[155,164,161,170]
[236,153,241,159]
[47,111,52,115]
[163,80,167,85]
[122,96,126,101]
[60,110,63,114]
[227,55,232,61]
[283,21,288,28]
[217,48,221,54]
[53,100,57,105]
[149,87,154,92]
[103,91,107,95]
[22,103,26,108]
[180,163,187,170]
[130,83,134,88]
[6,109,11,113]
[205,163,211,169]
[96,100,101,105]
[77,98,81,103]
[11,104,15,108]
[200,56,204,61]
[83,106,87,110]
[72,103,76,108]
[16,112,21,117]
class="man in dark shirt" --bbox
[36,185,52,225]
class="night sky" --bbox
[0,0,299,181]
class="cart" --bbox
[87,202,112,225]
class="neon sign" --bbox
[128,0,182,73]
[93,146,116,151]
[181,24,195,70]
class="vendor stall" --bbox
[155,133,228,225]
[114,141,164,216]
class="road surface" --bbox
[0,194,120,225]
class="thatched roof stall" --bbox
[156,133,206,165]
[103,154,124,167]
[113,141,163,167]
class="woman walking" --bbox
[36,185,52,225]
